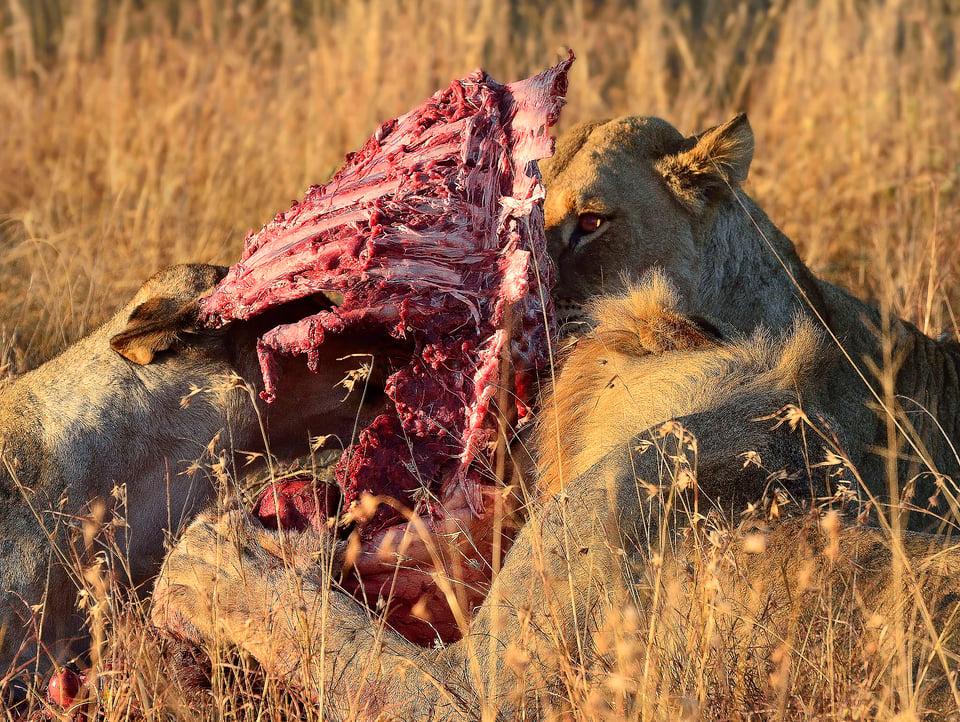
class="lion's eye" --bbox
[577,213,604,234]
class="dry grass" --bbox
[2,0,958,360]
[1,0,959,719]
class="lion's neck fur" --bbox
[697,191,960,509]
[696,192,838,334]
[0,322,253,575]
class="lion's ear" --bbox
[655,113,754,214]
[110,297,203,365]
[110,264,226,365]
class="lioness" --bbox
[151,278,960,719]
[0,264,396,678]
[542,114,960,529]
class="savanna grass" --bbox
[1,0,958,719]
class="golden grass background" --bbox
[1,0,959,719]
[2,0,958,365]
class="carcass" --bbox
[200,54,573,642]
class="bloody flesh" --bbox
[202,55,571,537]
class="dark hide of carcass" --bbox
[201,54,572,643]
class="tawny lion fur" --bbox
[152,279,960,719]
[535,273,825,496]
[542,114,960,529]
[0,264,392,675]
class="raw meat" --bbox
[202,55,571,537]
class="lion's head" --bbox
[542,114,754,329]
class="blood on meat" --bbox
[201,55,573,642]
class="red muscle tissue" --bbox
[202,54,572,641]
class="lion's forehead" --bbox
[544,151,657,216]
[589,116,686,158]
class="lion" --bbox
[541,114,960,529]
[0,264,396,679]
[150,277,960,719]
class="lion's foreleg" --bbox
[444,390,843,711]
[151,502,476,720]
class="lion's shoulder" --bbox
[534,274,825,496]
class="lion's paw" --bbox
[152,497,339,648]
[151,502,253,645]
